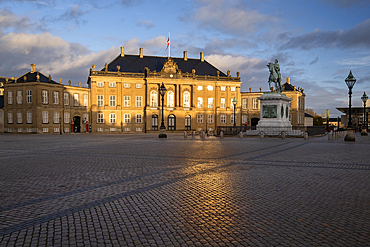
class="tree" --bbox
[313,116,323,126]
[305,108,316,116]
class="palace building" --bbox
[0,47,306,134]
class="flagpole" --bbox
[168,32,170,58]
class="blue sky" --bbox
[0,0,370,117]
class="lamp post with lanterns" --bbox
[361,92,368,136]
[158,82,167,138]
[232,97,237,127]
[344,71,356,141]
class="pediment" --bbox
[161,58,180,75]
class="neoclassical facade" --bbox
[1,47,306,134]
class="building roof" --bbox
[105,54,228,77]
[14,71,58,84]
[282,82,295,91]
[305,113,313,118]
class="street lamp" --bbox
[361,91,368,136]
[158,82,167,138]
[344,70,356,141]
[232,97,237,127]
[59,117,62,135]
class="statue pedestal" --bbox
[257,93,293,135]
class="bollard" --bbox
[184,131,187,138]
[220,131,224,139]
[192,130,195,138]
[239,131,243,139]
[260,131,264,139]
[304,131,308,140]
[281,131,286,139]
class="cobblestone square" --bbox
[0,133,369,246]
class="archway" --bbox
[73,116,81,133]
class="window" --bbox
[197,86,203,90]
[242,98,248,109]
[168,114,175,130]
[17,112,22,123]
[74,94,79,106]
[8,91,13,105]
[83,113,89,123]
[152,115,158,130]
[42,90,48,104]
[136,114,142,123]
[97,95,104,107]
[97,82,104,87]
[231,115,234,124]
[183,91,190,107]
[242,115,248,125]
[27,112,32,124]
[208,98,213,108]
[53,91,59,105]
[197,114,203,124]
[167,91,174,107]
[220,86,226,91]
[197,97,203,108]
[253,98,258,109]
[136,84,142,88]
[8,112,13,123]
[109,113,116,123]
[208,114,214,124]
[124,96,130,107]
[220,114,226,124]
[97,113,104,123]
[124,113,131,123]
[231,87,236,92]
[64,92,69,105]
[42,111,48,124]
[124,83,130,88]
[64,112,70,123]
[150,91,157,107]
[185,115,191,130]
[27,90,32,103]
[54,112,60,123]
[220,98,226,109]
[207,85,213,91]
[136,96,142,107]
[83,94,88,107]
[109,82,116,88]
[110,95,116,107]
[17,91,22,104]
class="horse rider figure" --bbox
[267,59,283,93]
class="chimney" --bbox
[183,51,187,61]
[200,52,204,62]
[139,48,143,58]
[249,87,252,92]
[260,87,262,92]
[286,77,290,84]
[30,64,36,73]
[121,46,124,57]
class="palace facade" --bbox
[0,47,306,134]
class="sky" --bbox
[0,0,369,117]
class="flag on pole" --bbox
[165,32,170,58]
[165,36,170,51]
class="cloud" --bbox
[0,7,44,31]
[310,56,319,65]
[57,5,86,24]
[136,20,155,30]
[280,19,370,50]
[186,0,281,36]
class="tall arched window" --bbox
[183,91,190,107]
[152,114,158,130]
[168,114,176,130]
[185,115,191,130]
[167,91,174,107]
[150,91,158,107]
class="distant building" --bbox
[337,107,368,131]
[1,47,307,133]
[304,113,313,126]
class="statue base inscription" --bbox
[257,93,293,135]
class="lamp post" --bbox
[232,97,237,127]
[344,70,356,141]
[361,91,368,136]
[59,117,62,135]
[158,82,167,138]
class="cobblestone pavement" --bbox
[0,133,369,246]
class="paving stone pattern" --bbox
[0,133,369,246]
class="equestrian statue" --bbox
[267,59,283,93]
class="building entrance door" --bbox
[73,116,81,133]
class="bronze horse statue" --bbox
[267,60,283,93]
